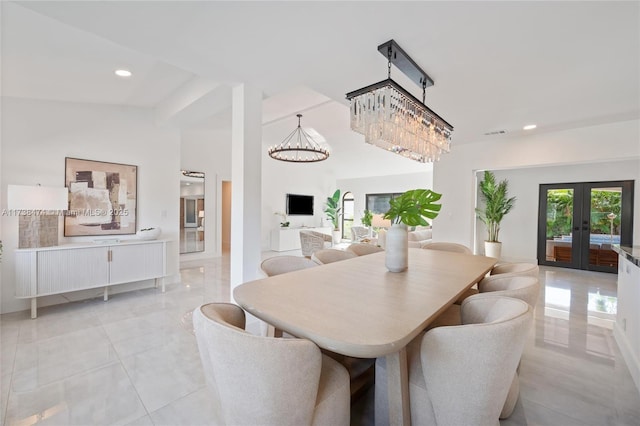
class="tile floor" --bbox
[1,252,639,425]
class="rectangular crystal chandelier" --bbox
[346,40,453,163]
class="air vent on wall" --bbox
[483,130,507,136]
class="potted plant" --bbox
[383,189,442,272]
[361,209,373,237]
[324,189,342,243]
[475,170,516,259]
[274,212,290,228]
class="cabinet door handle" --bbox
[108,250,112,262]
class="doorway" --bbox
[537,180,634,273]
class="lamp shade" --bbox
[371,214,392,228]
[8,185,68,211]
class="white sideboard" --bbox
[15,239,168,318]
[270,227,332,252]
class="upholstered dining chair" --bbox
[428,276,540,419]
[193,303,350,426]
[311,249,357,265]
[300,230,333,258]
[346,243,384,256]
[260,256,318,277]
[375,295,532,426]
[490,262,539,278]
[421,241,473,255]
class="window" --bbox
[365,193,403,214]
[342,192,354,240]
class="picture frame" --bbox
[64,157,137,236]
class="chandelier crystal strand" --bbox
[348,81,452,163]
[345,40,453,163]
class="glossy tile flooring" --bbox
[1,253,639,425]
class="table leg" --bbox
[386,347,411,426]
[31,298,37,319]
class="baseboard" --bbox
[614,323,640,394]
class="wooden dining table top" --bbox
[234,248,497,358]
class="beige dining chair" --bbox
[193,303,350,426]
[490,262,539,278]
[428,275,540,419]
[300,230,333,258]
[311,249,357,265]
[375,295,532,426]
[260,256,318,277]
[421,241,473,255]
[346,243,384,256]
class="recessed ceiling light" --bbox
[115,69,132,78]
[523,124,537,130]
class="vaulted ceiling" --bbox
[2,1,639,177]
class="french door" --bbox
[537,181,634,273]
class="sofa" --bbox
[408,227,433,248]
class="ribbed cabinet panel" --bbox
[37,247,109,295]
[109,242,164,284]
[15,251,38,297]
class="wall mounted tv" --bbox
[286,194,314,216]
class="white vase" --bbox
[137,227,161,240]
[385,224,408,272]
[485,241,502,259]
[332,230,341,244]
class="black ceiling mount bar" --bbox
[377,40,434,89]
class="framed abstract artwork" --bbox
[64,157,137,236]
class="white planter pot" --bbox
[485,241,502,259]
[385,224,408,272]
[332,230,341,244]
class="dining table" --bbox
[233,248,497,426]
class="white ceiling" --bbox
[2,1,639,178]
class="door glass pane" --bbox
[588,187,621,268]
[545,189,574,263]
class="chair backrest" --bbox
[422,242,472,255]
[260,256,318,277]
[491,262,539,278]
[311,249,357,264]
[351,226,369,242]
[478,275,540,308]
[193,303,324,425]
[346,243,384,256]
[300,230,332,257]
[420,295,532,426]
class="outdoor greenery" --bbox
[476,171,516,242]
[383,189,442,226]
[361,209,373,227]
[546,189,621,238]
[324,189,342,230]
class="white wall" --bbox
[434,119,640,255]
[181,128,232,258]
[473,160,639,261]
[337,171,433,225]
[1,97,181,314]
[261,158,335,250]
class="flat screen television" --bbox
[286,194,314,216]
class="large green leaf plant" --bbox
[324,189,342,231]
[383,189,442,226]
[475,171,516,242]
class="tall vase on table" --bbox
[382,189,442,273]
[385,224,408,272]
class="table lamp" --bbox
[8,184,69,248]
[371,214,391,249]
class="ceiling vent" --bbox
[483,130,507,136]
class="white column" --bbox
[230,84,262,296]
